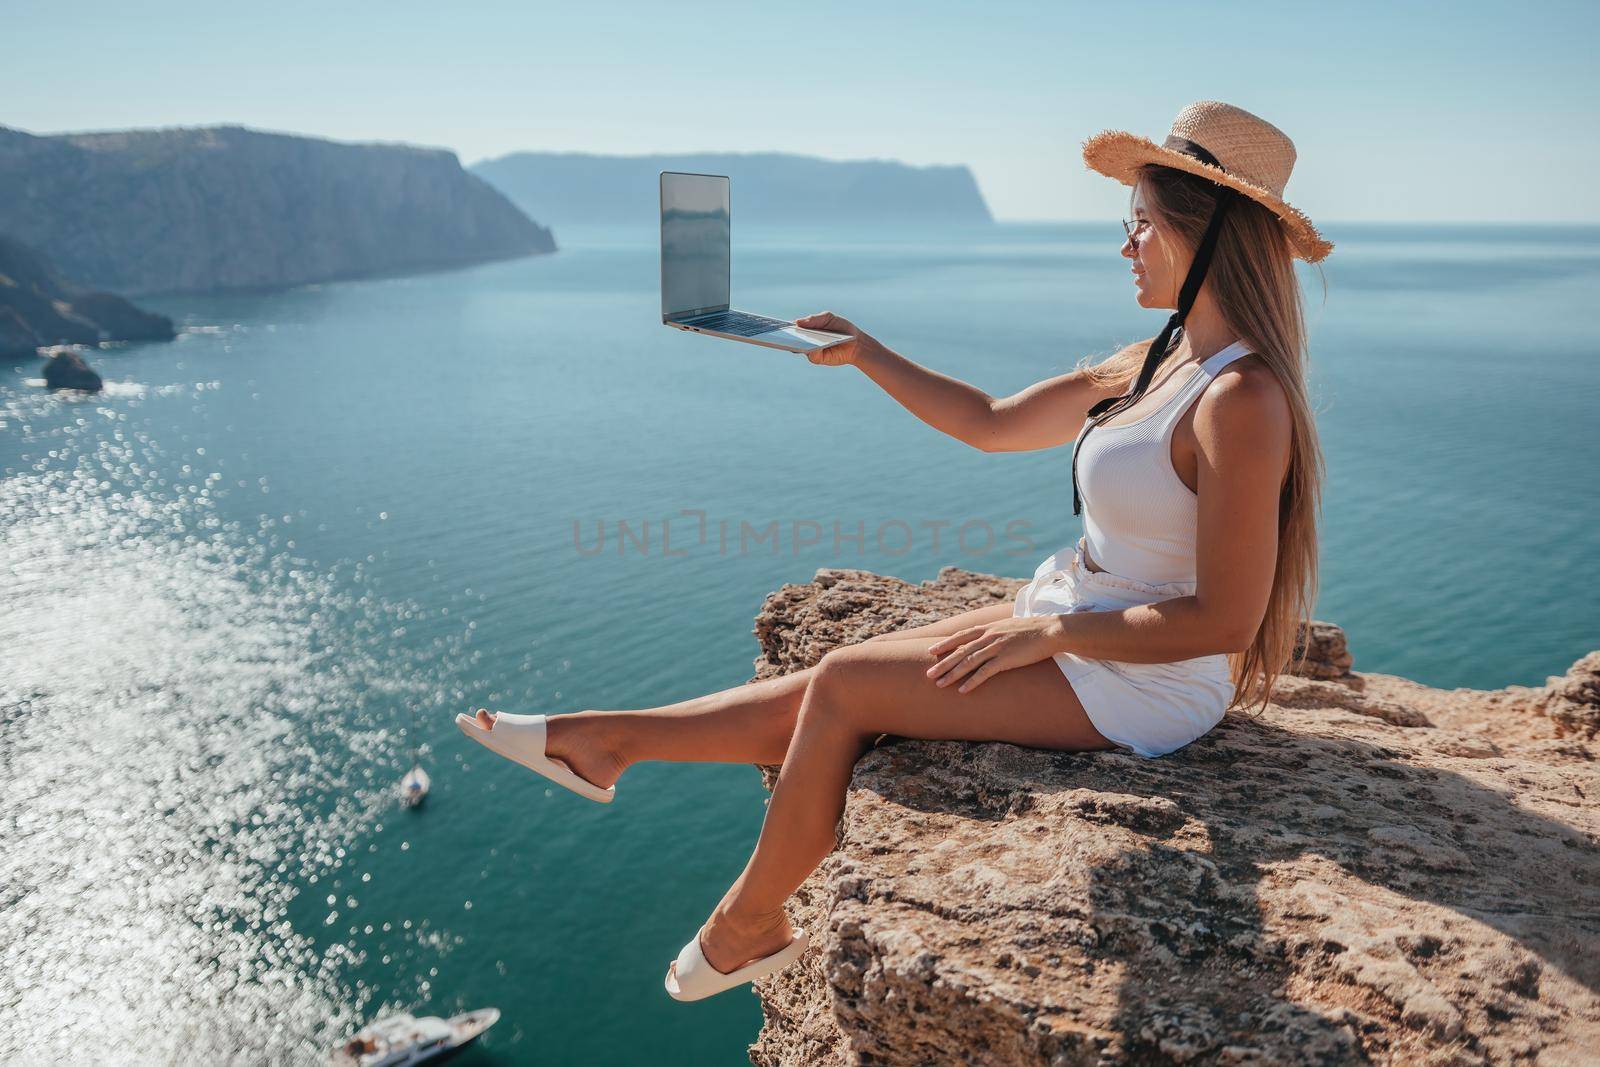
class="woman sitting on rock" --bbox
[458,100,1332,1002]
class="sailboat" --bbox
[330,1007,498,1065]
[397,708,430,808]
[398,763,430,807]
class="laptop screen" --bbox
[660,172,730,319]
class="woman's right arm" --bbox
[796,311,1121,453]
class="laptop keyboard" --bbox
[681,310,794,337]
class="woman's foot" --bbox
[472,709,629,791]
[675,903,796,978]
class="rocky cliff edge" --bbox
[744,566,1599,1066]
[0,235,174,358]
[0,125,556,296]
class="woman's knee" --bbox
[801,647,884,733]
[807,643,922,731]
[813,642,882,682]
[808,647,851,693]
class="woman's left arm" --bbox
[928,366,1293,691]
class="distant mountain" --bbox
[0,125,557,295]
[471,151,993,229]
[0,234,174,359]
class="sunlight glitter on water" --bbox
[0,405,474,1062]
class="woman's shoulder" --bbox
[1196,354,1293,443]
[1213,351,1283,395]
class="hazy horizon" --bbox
[5,122,1591,228]
[5,1,1597,224]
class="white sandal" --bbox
[454,711,616,804]
[664,923,810,1002]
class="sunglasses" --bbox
[1122,218,1153,245]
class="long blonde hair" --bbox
[1077,164,1328,716]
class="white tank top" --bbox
[1073,339,1255,585]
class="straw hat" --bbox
[1082,100,1332,263]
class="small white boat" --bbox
[331,1007,498,1066]
[398,764,430,808]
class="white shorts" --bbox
[1012,535,1234,758]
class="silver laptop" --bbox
[659,171,851,354]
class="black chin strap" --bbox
[1071,185,1238,516]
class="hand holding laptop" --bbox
[793,312,872,367]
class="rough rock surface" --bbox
[0,124,555,295]
[743,566,1600,1066]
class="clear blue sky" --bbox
[5,0,1596,222]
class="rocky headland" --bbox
[472,151,993,229]
[0,235,174,359]
[0,125,556,295]
[744,566,1598,1065]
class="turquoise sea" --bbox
[3,223,1597,1064]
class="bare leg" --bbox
[474,601,1017,790]
[676,635,1113,977]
